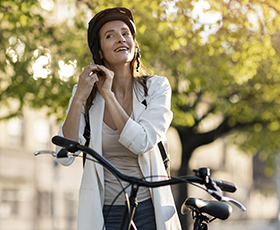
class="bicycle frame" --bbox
[119,184,139,230]
[35,135,246,230]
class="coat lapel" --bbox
[132,86,152,180]
[133,86,146,121]
[88,92,105,189]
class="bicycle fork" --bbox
[119,184,139,230]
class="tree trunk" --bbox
[176,127,195,230]
[174,119,235,229]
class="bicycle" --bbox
[34,135,246,230]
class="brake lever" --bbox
[34,150,57,157]
[34,149,74,158]
[207,188,246,211]
[221,196,246,211]
[207,188,223,201]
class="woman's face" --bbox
[99,20,135,67]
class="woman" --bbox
[57,7,181,230]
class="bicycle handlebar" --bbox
[48,135,245,210]
[52,136,201,188]
[52,136,236,190]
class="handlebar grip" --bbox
[52,135,79,153]
[57,148,68,158]
[213,179,237,193]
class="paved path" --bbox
[209,220,279,230]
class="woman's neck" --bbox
[107,63,133,96]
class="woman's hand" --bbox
[74,63,100,103]
[95,64,115,99]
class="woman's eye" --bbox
[106,34,114,39]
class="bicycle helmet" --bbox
[88,7,136,64]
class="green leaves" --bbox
[161,0,280,161]
[2,0,280,161]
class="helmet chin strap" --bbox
[136,46,141,72]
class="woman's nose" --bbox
[117,34,125,43]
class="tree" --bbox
[166,0,280,227]
[2,0,280,229]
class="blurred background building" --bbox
[0,108,82,230]
[0,107,278,229]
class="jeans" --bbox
[103,198,157,230]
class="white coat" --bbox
[57,75,182,230]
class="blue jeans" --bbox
[103,198,157,230]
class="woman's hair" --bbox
[84,39,152,119]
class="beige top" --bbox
[102,120,151,205]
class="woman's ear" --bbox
[99,50,103,59]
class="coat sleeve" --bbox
[56,84,87,166]
[119,76,173,155]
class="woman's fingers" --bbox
[75,64,101,102]
[81,63,114,89]
[77,63,115,101]
[89,73,99,82]
[81,63,102,80]
[96,65,114,78]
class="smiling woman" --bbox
[99,20,135,70]
[55,7,181,230]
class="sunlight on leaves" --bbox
[58,60,77,81]
[39,0,54,11]
[32,55,51,80]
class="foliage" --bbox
[2,0,280,171]
[168,0,280,166]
